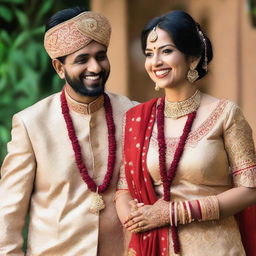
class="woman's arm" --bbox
[217,186,256,218]
[115,190,134,224]
[124,186,256,233]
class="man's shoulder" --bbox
[106,91,138,113]
[16,92,61,120]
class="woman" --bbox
[115,10,256,256]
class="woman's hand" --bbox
[123,199,169,233]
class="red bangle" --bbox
[196,200,202,220]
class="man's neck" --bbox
[65,84,99,104]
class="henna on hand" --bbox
[124,199,170,233]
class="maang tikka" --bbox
[149,27,158,42]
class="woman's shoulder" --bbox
[200,92,239,112]
[199,92,244,126]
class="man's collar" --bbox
[64,88,104,115]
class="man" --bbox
[0,7,136,256]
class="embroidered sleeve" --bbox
[117,163,128,190]
[224,104,256,187]
[117,114,129,190]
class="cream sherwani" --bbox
[0,90,136,256]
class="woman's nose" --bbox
[152,54,163,67]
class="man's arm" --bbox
[0,114,36,255]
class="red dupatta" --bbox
[124,98,169,256]
[236,205,256,255]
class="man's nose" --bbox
[87,58,102,73]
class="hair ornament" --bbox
[149,27,158,42]
[196,26,208,72]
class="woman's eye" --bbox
[145,52,153,57]
[163,49,173,54]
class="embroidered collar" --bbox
[164,90,201,119]
[65,88,104,115]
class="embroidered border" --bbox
[151,99,229,153]
[233,165,256,187]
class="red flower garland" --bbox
[157,97,197,254]
[60,90,116,193]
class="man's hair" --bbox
[45,6,87,32]
[45,6,87,63]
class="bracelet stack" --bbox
[169,195,219,226]
[199,196,220,221]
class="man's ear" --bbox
[52,59,65,79]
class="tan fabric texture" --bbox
[0,91,136,256]
[118,93,256,255]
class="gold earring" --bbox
[155,84,160,91]
[187,67,199,83]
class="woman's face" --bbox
[144,27,191,90]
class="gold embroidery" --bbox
[168,217,245,255]
[164,90,201,119]
[65,89,104,115]
[117,176,128,189]
[233,165,256,187]
[127,248,137,256]
[151,99,228,152]
[117,165,128,189]
[224,106,256,171]
[44,12,111,59]
[199,196,219,221]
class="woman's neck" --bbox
[164,84,197,103]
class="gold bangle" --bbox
[199,196,219,221]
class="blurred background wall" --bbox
[0,0,256,165]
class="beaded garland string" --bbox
[157,97,197,254]
[60,90,116,213]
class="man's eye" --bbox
[76,58,88,64]
[97,55,107,61]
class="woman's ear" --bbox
[52,59,65,79]
[189,56,201,70]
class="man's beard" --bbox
[64,70,109,97]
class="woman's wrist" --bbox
[169,196,220,226]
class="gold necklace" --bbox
[164,90,201,119]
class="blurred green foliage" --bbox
[0,0,89,164]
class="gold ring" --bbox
[135,227,142,233]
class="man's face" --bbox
[61,41,110,97]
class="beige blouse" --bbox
[118,93,256,256]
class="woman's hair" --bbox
[45,6,87,63]
[141,10,213,80]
